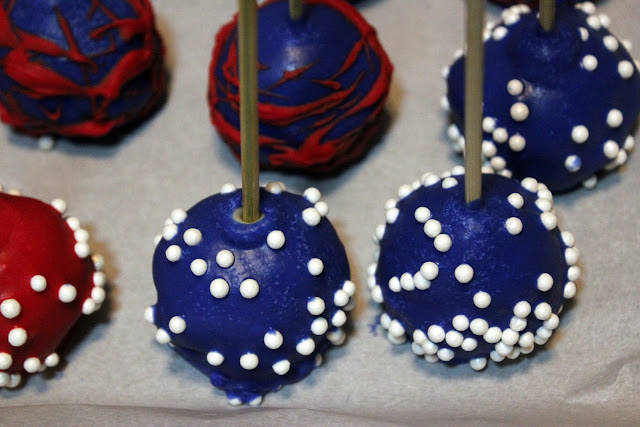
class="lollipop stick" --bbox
[289,0,303,21]
[464,0,485,204]
[539,0,556,32]
[238,0,260,223]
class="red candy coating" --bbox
[0,193,104,386]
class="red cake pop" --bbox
[0,188,106,387]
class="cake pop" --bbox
[369,169,579,369]
[0,188,106,387]
[0,0,166,139]
[147,183,353,405]
[445,2,640,192]
[208,0,393,173]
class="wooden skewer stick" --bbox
[289,0,303,21]
[239,0,260,223]
[539,0,556,32]
[464,0,485,204]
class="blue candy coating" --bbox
[151,187,351,404]
[371,173,574,367]
[446,3,640,192]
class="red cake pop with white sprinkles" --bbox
[0,187,106,387]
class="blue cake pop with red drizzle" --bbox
[369,169,580,370]
[208,0,393,173]
[0,0,166,139]
[444,2,640,192]
[147,182,354,405]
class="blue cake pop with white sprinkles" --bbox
[444,2,640,192]
[369,168,580,370]
[147,182,353,405]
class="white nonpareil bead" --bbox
[210,278,230,299]
[216,250,234,268]
[505,217,523,235]
[537,273,554,292]
[510,102,529,121]
[0,299,21,319]
[434,234,452,252]
[240,279,260,299]
[607,109,623,128]
[264,330,283,349]
[183,228,202,246]
[190,259,207,276]
[240,353,259,370]
[169,316,186,334]
[571,125,589,144]
[427,325,445,343]
[307,258,324,276]
[307,297,325,315]
[474,292,491,309]
[454,264,474,284]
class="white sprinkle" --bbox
[508,193,524,209]
[307,258,324,276]
[144,306,155,324]
[493,26,508,40]
[484,327,502,343]
[534,302,553,320]
[437,348,454,362]
[380,313,391,329]
[470,358,487,371]
[483,117,496,133]
[162,224,178,241]
[561,231,576,247]
[91,287,106,304]
[397,184,412,199]
[303,187,321,204]
[510,316,527,332]
[183,229,202,246]
[414,207,431,223]
[622,39,633,51]
[170,209,187,224]
[607,109,623,128]
[454,264,474,284]
[603,35,619,51]
[565,155,582,173]
[536,326,553,340]
[442,177,458,189]
[462,338,478,352]
[441,95,450,111]
[422,173,441,187]
[315,201,329,217]
[505,217,523,235]
[8,328,27,347]
[482,141,497,157]
[388,319,405,337]
[307,297,325,315]
[447,124,460,140]
[400,273,415,291]
[302,208,321,226]
[619,60,635,79]
[582,55,598,71]
[496,342,514,357]
[507,79,524,96]
[165,245,182,262]
[296,338,316,355]
[541,212,557,230]
[207,351,224,366]
[332,310,347,327]
[371,286,383,303]
[23,357,41,373]
[599,13,611,28]
[502,329,520,346]
[470,318,489,336]
[58,284,77,303]
[510,102,529,121]
[155,328,170,344]
[520,177,538,193]
[508,134,526,152]
[311,318,329,335]
[374,224,386,242]
[343,280,356,297]
[273,359,291,375]
[571,125,589,144]
[45,353,59,367]
[74,243,90,259]
[74,229,89,243]
[264,230,286,250]
[169,316,186,334]
[568,266,581,282]
[603,141,619,160]
[427,325,445,343]
[264,330,283,349]
[240,353,259,370]
[587,14,600,30]
[514,301,531,318]
[216,250,234,268]
[564,282,577,299]
[493,127,508,143]
[386,207,399,224]
[0,353,12,370]
[424,219,442,238]
[265,181,285,194]
[544,314,560,330]
[490,351,505,363]
[333,289,350,307]
[240,279,260,299]
[452,315,469,332]
[0,299,21,319]
[473,291,491,309]
[30,275,47,292]
[190,259,207,276]
[420,262,439,281]
[445,330,464,348]
[578,27,589,41]
[220,183,236,194]
[565,247,580,265]
[434,234,452,252]
[537,273,554,292]
[388,276,401,292]
[624,135,635,151]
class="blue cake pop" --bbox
[147,182,353,405]
[369,168,580,370]
[444,2,640,192]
